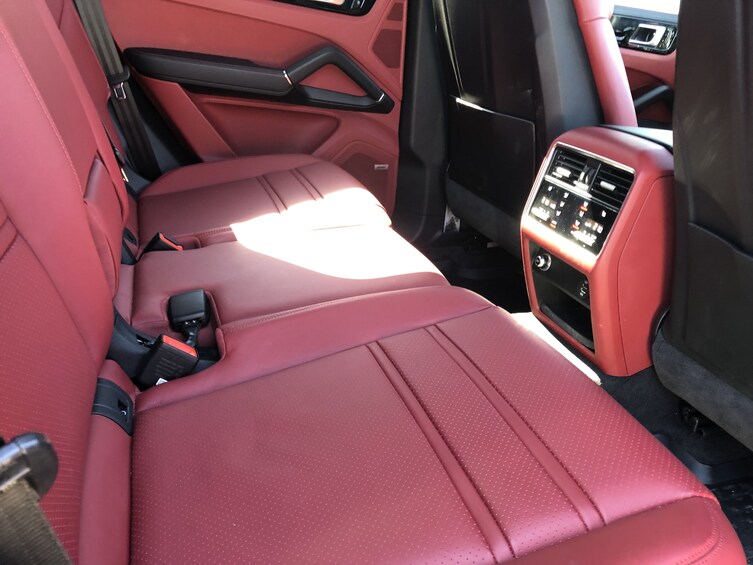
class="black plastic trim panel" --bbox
[126,46,394,114]
[274,0,377,17]
[92,378,134,435]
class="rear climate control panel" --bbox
[527,146,635,255]
[521,128,675,376]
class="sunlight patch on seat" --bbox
[231,219,440,281]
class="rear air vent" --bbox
[546,146,634,210]
[547,148,588,186]
[591,163,634,209]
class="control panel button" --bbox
[528,180,618,255]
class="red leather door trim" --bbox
[102,0,408,213]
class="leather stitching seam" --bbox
[367,342,510,560]
[294,166,326,200]
[433,324,607,527]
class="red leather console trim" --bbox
[573,0,638,126]
[522,127,674,376]
[79,416,131,565]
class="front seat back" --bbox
[654,0,753,450]
[434,0,634,255]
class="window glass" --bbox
[616,0,680,15]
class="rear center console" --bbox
[521,127,674,376]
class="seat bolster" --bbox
[79,361,136,565]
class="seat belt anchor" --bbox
[0,434,58,499]
[107,67,131,101]
[112,82,127,100]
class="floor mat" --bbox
[600,369,753,470]
[712,480,753,563]
[426,236,530,314]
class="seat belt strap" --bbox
[102,122,140,200]
[0,435,71,565]
[72,0,162,181]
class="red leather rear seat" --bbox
[19,0,446,342]
[45,0,392,248]
[138,155,390,248]
[0,1,745,564]
[125,288,741,563]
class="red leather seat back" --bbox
[45,0,125,152]
[0,1,120,558]
[572,0,638,126]
[19,0,132,298]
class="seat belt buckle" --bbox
[142,232,184,254]
[168,290,210,347]
[0,434,58,499]
[107,67,131,101]
[135,335,199,389]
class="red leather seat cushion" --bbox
[127,226,447,340]
[138,155,391,247]
[131,287,743,563]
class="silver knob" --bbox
[533,253,552,272]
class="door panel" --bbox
[612,7,677,127]
[622,50,675,125]
[102,0,407,213]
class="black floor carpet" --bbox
[600,369,753,470]
[424,238,530,313]
[712,480,753,563]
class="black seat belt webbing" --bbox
[72,0,162,181]
[0,482,71,565]
[0,435,71,565]
[102,121,141,200]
